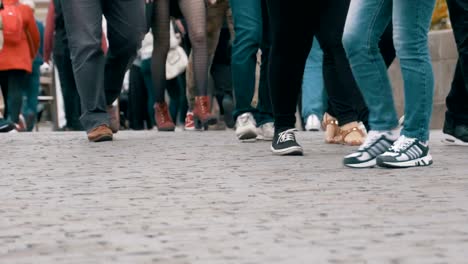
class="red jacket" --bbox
[43,0,108,63]
[0,0,40,73]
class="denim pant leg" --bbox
[141,59,156,126]
[393,0,435,141]
[343,0,398,132]
[22,62,41,131]
[230,0,263,120]
[301,37,326,122]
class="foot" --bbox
[87,125,113,142]
[193,96,217,129]
[235,113,257,141]
[322,113,340,144]
[344,130,399,168]
[154,102,176,132]
[257,122,274,141]
[305,114,321,131]
[442,123,468,146]
[271,128,303,156]
[377,135,433,168]
[184,111,196,131]
[106,105,120,133]
[0,119,16,133]
[339,121,367,146]
[222,95,235,129]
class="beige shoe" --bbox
[87,125,113,142]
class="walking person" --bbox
[0,0,40,129]
[441,0,468,146]
[184,0,234,131]
[147,0,215,131]
[230,0,274,142]
[265,0,396,155]
[59,0,145,141]
[342,0,436,168]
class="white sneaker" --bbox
[257,122,274,141]
[235,113,257,141]
[305,114,321,131]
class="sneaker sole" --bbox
[236,126,257,141]
[257,135,273,141]
[377,154,433,168]
[184,126,196,131]
[271,146,304,156]
[441,134,468,146]
[344,158,377,169]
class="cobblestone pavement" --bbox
[1,130,468,264]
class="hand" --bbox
[206,0,217,5]
[145,0,154,3]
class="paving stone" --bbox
[1,130,467,264]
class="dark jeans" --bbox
[54,52,82,130]
[266,0,395,129]
[60,0,145,132]
[0,70,27,124]
[230,0,273,126]
[22,61,41,131]
[445,0,468,125]
[128,64,154,130]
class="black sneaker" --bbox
[442,123,468,146]
[344,130,397,168]
[271,128,303,156]
[377,136,433,168]
[0,119,16,133]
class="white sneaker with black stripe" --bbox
[377,135,432,168]
[271,128,303,156]
[344,130,398,168]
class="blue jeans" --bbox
[343,0,435,141]
[230,0,273,126]
[301,38,327,122]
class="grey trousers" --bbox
[60,0,145,132]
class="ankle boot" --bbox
[154,102,175,131]
[193,96,217,129]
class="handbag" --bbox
[166,21,188,80]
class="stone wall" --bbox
[388,29,458,129]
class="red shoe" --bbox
[184,111,196,131]
[193,96,217,129]
[154,102,175,131]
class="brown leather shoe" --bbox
[87,125,113,142]
[106,105,120,133]
[193,96,217,129]
[154,102,175,131]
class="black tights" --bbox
[151,0,208,103]
[266,0,395,129]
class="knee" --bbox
[189,29,207,48]
[393,31,429,60]
[342,29,367,59]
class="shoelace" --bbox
[389,136,415,152]
[277,129,297,144]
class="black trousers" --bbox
[266,0,395,129]
[60,0,145,132]
[0,70,27,124]
[446,0,468,125]
[54,52,83,130]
